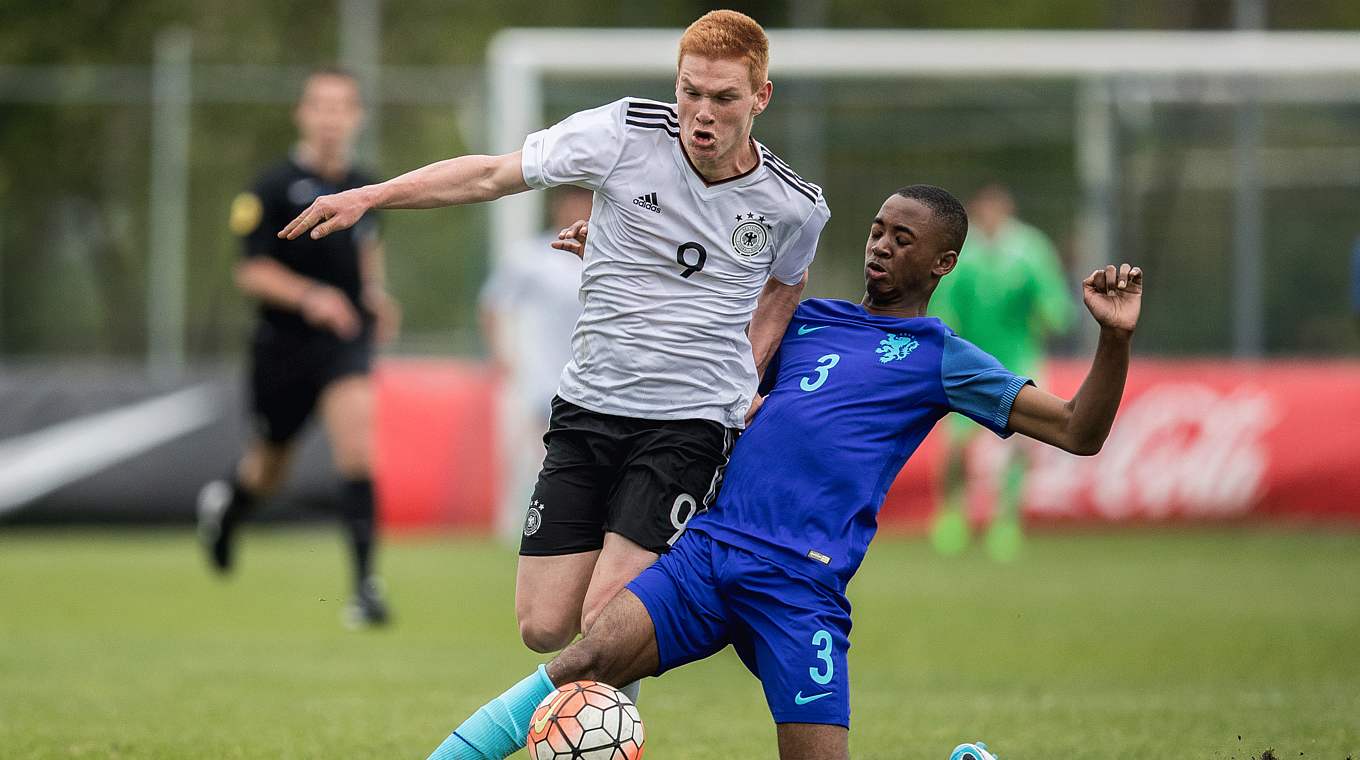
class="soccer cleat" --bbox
[344,577,391,629]
[197,480,235,574]
[949,741,999,760]
[930,508,970,556]
[984,516,1023,563]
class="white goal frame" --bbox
[482,28,1360,537]
[486,27,1360,350]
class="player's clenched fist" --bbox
[279,187,372,241]
[1082,263,1142,336]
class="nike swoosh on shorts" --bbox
[794,690,833,705]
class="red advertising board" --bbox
[373,359,499,530]
[879,359,1360,527]
[373,359,1360,530]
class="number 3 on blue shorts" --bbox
[809,629,834,685]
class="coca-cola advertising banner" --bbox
[878,359,1360,525]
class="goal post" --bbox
[487,28,1360,287]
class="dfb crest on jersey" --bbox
[730,212,771,257]
[523,499,545,536]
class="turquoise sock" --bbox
[427,665,556,760]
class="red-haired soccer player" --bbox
[280,7,828,697]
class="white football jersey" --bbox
[521,98,830,429]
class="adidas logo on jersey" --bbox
[632,192,661,213]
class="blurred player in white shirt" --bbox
[479,186,591,541]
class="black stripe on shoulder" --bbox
[759,148,821,197]
[626,110,679,128]
[761,156,818,202]
[625,119,678,138]
[627,101,678,117]
[765,161,818,203]
[762,148,818,188]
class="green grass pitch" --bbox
[1,528,1357,759]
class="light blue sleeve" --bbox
[941,333,1033,437]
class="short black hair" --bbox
[895,184,968,253]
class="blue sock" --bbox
[427,665,556,760]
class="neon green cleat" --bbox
[984,516,1023,563]
[930,509,970,556]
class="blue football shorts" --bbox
[626,528,853,727]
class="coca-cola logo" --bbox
[970,383,1278,520]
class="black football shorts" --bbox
[248,324,372,445]
[520,397,735,557]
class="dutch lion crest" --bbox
[876,333,919,364]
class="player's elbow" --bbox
[768,271,807,300]
[1067,439,1103,457]
[1062,431,1105,457]
[474,153,528,200]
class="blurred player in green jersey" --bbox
[929,183,1073,561]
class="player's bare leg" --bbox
[319,374,373,479]
[580,532,659,633]
[985,445,1026,563]
[198,439,292,573]
[238,439,294,495]
[775,723,849,760]
[516,551,600,652]
[427,589,659,760]
[580,532,659,702]
[550,588,659,688]
[931,431,971,556]
[320,374,387,625]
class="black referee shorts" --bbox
[520,397,735,557]
[248,324,372,445]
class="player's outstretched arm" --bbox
[1006,264,1142,456]
[279,151,531,241]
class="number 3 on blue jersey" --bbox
[800,354,840,392]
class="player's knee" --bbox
[242,461,285,496]
[330,440,372,479]
[333,456,370,481]
[518,616,576,654]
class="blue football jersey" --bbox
[689,298,1032,591]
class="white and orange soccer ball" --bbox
[526,680,645,760]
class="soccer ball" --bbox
[526,680,644,760]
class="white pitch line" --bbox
[0,383,220,516]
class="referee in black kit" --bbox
[198,67,400,628]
